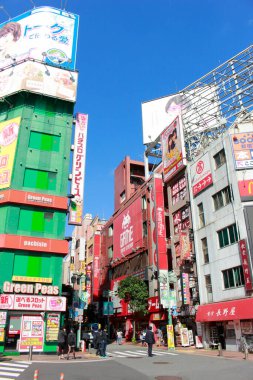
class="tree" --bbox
[118,276,148,342]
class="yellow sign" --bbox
[167,324,175,349]
[0,328,5,342]
[70,264,75,271]
[0,117,21,189]
[12,276,52,283]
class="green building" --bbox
[0,6,80,354]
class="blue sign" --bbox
[103,302,114,316]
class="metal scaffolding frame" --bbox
[144,45,253,175]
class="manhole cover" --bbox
[155,377,182,380]
[154,362,170,364]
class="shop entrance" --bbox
[5,314,21,351]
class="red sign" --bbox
[0,189,67,209]
[239,239,253,291]
[0,234,68,255]
[114,198,143,259]
[191,153,213,196]
[148,296,160,313]
[196,298,253,322]
[238,180,253,201]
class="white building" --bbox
[189,112,253,351]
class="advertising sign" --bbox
[181,327,190,347]
[182,273,190,305]
[114,198,143,259]
[0,117,21,189]
[46,296,66,312]
[0,61,78,102]
[0,294,14,309]
[238,239,253,291]
[69,113,88,225]
[191,153,213,196]
[46,313,60,341]
[0,294,66,311]
[180,232,191,262]
[103,302,114,316]
[85,265,92,306]
[20,315,44,352]
[147,296,160,313]
[0,6,79,70]
[238,180,253,201]
[0,311,7,342]
[161,116,186,182]
[167,324,175,349]
[231,132,253,169]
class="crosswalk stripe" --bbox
[109,353,126,357]
[0,364,28,368]
[0,367,24,372]
[126,350,146,355]
[0,377,16,380]
[0,371,20,377]
[113,351,140,357]
[15,361,31,364]
[152,350,178,356]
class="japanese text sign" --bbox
[239,239,253,291]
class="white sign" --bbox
[69,113,88,225]
[191,153,213,196]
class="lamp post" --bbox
[71,273,85,349]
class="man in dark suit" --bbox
[145,326,155,357]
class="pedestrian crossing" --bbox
[108,349,178,358]
[0,361,31,380]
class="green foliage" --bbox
[118,276,149,315]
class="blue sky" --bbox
[0,0,253,228]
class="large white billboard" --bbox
[0,60,78,102]
[0,6,79,70]
[141,86,219,145]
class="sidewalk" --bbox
[0,350,99,362]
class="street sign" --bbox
[103,302,114,316]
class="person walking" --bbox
[145,326,155,357]
[156,328,163,347]
[98,328,108,357]
[140,329,146,346]
[66,329,76,360]
[57,327,67,359]
[92,329,100,356]
[116,329,123,345]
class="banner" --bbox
[0,61,78,102]
[191,153,213,196]
[46,313,60,342]
[69,113,88,225]
[161,116,186,182]
[20,315,44,352]
[0,6,79,70]
[238,239,253,291]
[167,324,175,349]
[0,117,20,189]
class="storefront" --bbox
[196,298,253,351]
[0,281,66,353]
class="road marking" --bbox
[0,364,28,368]
[126,350,146,355]
[0,371,20,377]
[112,351,140,357]
[0,377,16,380]
[0,367,25,372]
[152,350,178,356]
[15,361,32,364]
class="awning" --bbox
[196,298,253,322]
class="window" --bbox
[214,149,226,169]
[29,131,60,152]
[76,239,80,249]
[23,169,56,191]
[223,266,244,289]
[205,274,213,302]
[218,224,238,248]
[213,186,231,211]
[198,203,205,228]
[18,210,54,233]
[120,191,126,203]
[108,225,113,237]
[143,221,148,238]
[201,237,209,263]
[108,246,113,259]
[142,195,147,210]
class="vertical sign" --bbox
[20,315,44,352]
[69,113,88,225]
[231,133,253,170]
[191,153,213,196]
[86,265,92,306]
[0,117,21,189]
[239,239,253,291]
[182,273,190,305]
[167,324,175,349]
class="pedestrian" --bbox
[145,326,155,357]
[92,329,100,356]
[66,329,76,360]
[98,328,108,357]
[116,329,123,345]
[140,329,146,346]
[57,327,67,359]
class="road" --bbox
[4,344,253,380]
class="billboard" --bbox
[231,132,253,169]
[238,240,253,291]
[190,153,213,196]
[0,61,78,102]
[0,6,79,70]
[161,116,186,182]
[0,117,21,189]
[113,198,143,259]
[69,114,88,225]
[238,180,253,201]
[20,315,44,352]
[141,86,219,145]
